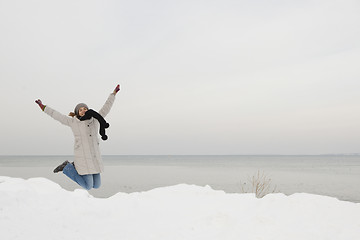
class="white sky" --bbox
[1,0,359,155]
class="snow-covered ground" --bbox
[1,176,359,240]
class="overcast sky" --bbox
[1,0,359,155]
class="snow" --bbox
[1,176,359,240]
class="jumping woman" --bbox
[35,84,120,190]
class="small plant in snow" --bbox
[239,170,277,198]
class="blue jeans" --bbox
[62,163,101,190]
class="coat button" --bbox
[89,135,92,137]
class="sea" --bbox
[0,155,359,203]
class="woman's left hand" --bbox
[113,84,120,95]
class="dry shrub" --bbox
[239,170,277,198]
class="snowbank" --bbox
[1,176,359,240]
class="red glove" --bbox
[113,84,120,94]
[35,99,46,111]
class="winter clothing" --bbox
[44,93,116,175]
[35,99,46,111]
[114,84,120,94]
[63,163,101,190]
[53,160,70,173]
[80,109,110,140]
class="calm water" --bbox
[0,155,359,202]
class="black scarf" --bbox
[80,109,109,141]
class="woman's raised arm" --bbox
[35,99,72,126]
[98,84,120,117]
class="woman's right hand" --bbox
[35,99,46,111]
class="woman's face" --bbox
[78,107,88,117]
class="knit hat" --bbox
[74,103,89,117]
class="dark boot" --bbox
[53,160,70,173]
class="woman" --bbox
[35,84,120,190]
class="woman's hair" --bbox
[68,112,76,117]
[70,103,89,118]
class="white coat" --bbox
[44,93,116,175]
